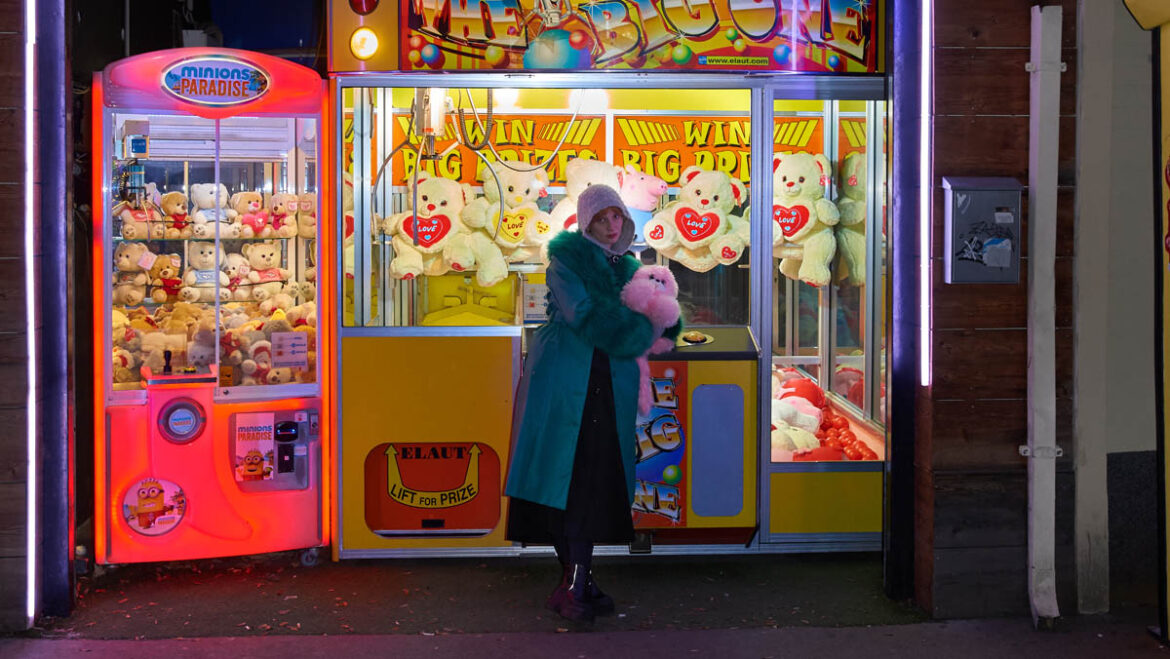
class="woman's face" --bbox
[587,207,624,247]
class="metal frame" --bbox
[332,73,887,557]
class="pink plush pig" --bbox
[618,164,668,211]
[620,265,681,415]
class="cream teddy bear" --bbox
[243,242,294,313]
[644,166,749,272]
[220,252,252,302]
[267,193,300,238]
[383,172,509,287]
[834,151,867,285]
[772,152,840,287]
[461,160,554,263]
[112,242,151,306]
[190,183,241,239]
[297,193,317,239]
[179,241,230,303]
[549,157,621,232]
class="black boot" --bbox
[551,563,594,622]
[545,563,569,612]
[586,572,615,615]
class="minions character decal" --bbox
[123,477,186,536]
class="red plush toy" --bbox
[780,378,826,409]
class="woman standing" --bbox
[505,184,682,623]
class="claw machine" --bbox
[330,0,887,557]
[92,48,332,564]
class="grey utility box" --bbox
[942,177,1023,284]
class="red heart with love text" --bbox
[648,225,664,241]
[674,207,719,242]
[774,205,810,238]
[402,214,451,248]
[721,246,737,260]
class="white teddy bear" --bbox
[461,160,554,263]
[179,241,230,303]
[190,183,241,239]
[243,242,295,314]
[382,172,509,287]
[643,166,749,272]
[834,151,867,285]
[771,152,840,287]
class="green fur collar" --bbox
[546,231,640,295]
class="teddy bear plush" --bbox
[618,164,669,248]
[549,158,621,232]
[116,200,165,241]
[112,346,141,384]
[230,191,270,239]
[179,241,230,303]
[620,265,682,415]
[644,166,749,272]
[461,160,554,263]
[772,152,841,287]
[220,252,252,302]
[186,324,217,370]
[834,151,867,285]
[159,191,193,239]
[266,367,296,385]
[382,172,509,286]
[297,193,317,239]
[148,253,183,304]
[112,242,151,306]
[267,193,300,239]
[243,242,294,313]
[240,340,272,385]
[190,183,241,239]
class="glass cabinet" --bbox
[105,111,320,398]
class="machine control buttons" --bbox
[158,398,206,444]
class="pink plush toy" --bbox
[620,265,681,415]
[618,164,668,212]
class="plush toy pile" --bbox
[769,365,880,462]
[643,166,750,272]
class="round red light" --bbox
[349,0,379,15]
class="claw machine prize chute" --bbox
[93,48,332,565]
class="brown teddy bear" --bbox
[231,191,270,238]
[160,191,193,239]
[149,253,183,304]
[268,193,300,238]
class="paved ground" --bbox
[0,550,1162,657]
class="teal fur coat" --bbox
[505,231,682,509]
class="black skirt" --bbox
[505,348,636,545]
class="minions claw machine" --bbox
[92,48,332,565]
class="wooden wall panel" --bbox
[0,0,25,632]
[933,48,1077,117]
[932,116,1076,185]
[934,0,1077,49]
